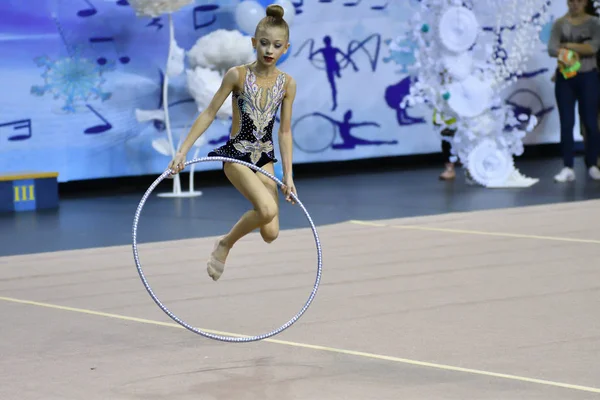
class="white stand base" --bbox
[155,172,204,198]
[157,191,203,198]
[485,169,539,188]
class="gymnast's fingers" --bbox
[166,162,175,177]
[286,186,295,204]
[284,185,291,200]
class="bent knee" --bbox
[256,201,277,224]
[261,229,279,243]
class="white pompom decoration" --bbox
[188,29,255,74]
[128,0,193,17]
[186,67,233,120]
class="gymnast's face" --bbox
[567,0,587,15]
[252,27,289,67]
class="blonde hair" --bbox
[255,4,290,41]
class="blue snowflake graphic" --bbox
[383,36,417,74]
[31,49,114,113]
[538,15,554,46]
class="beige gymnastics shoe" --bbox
[207,239,226,281]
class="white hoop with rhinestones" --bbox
[132,156,323,342]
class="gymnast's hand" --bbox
[283,176,297,205]
[168,152,186,176]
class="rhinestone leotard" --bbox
[208,63,287,170]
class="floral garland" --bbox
[400,0,550,187]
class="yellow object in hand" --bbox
[558,48,581,79]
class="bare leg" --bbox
[255,162,280,243]
[207,162,278,281]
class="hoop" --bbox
[131,156,323,342]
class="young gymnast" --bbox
[168,4,297,281]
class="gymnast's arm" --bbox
[177,67,238,155]
[278,75,297,181]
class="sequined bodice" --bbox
[237,66,286,133]
[228,66,286,163]
[209,65,286,166]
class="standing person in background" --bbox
[434,70,459,181]
[548,0,600,182]
[579,0,600,167]
[433,109,458,180]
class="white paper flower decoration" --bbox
[438,6,479,53]
[467,138,515,186]
[442,51,473,80]
[128,0,193,18]
[397,0,549,187]
[446,74,495,118]
[186,66,233,120]
[188,29,255,73]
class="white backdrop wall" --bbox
[0,0,570,182]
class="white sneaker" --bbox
[588,166,600,180]
[554,167,575,182]
[465,170,475,185]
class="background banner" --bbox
[0,0,569,182]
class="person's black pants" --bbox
[441,128,456,163]
[555,69,600,168]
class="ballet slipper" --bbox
[207,239,226,281]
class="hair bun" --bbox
[266,4,285,19]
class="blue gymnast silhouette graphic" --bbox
[214,107,398,152]
[313,110,396,149]
[308,36,358,111]
[295,34,381,111]
[385,76,425,126]
[291,109,396,153]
